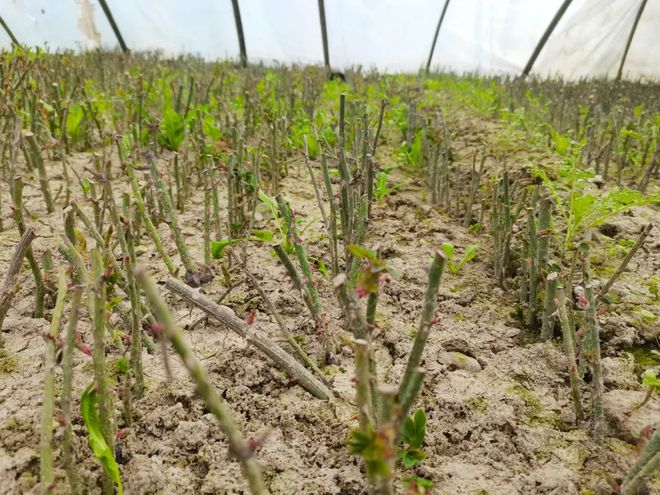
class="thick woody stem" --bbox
[165,277,332,401]
[556,286,584,422]
[0,228,36,336]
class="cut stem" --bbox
[599,223,652,300]
[556,286,584,422]
[137,268,267,495]
[0,228,36,337]
[148,154,198,286]
[164,277,332,400]
[11,177,45,318]
[398,252,445,404]
[39,268,68,492]
[124,162,176,275]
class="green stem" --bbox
[320,154,339,277]
[104,175,143,399]
[556,286,584,423]
[349,197,369,285]
[354,339,375,431]
[148,154,198,285]
[276,195,321,318]
[61,281,82,495]
[398,252,445,404]
[540,272,558,341]
[584,280,605,443]
[24,132,54,213]
[621,427,660,494]
[136,268,267,495]
[526,205,539,329]
[125,162,176,275]
[90,249,115,456]
[40,268,68,492]
[11,177,45,318]
[376,383,396,495]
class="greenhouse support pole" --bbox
[97,0,129,53]
[425,0,451,74]
[231,0,247,67]
[522,0,573,76]
[0,15,21,48]
[616,0,648,81]
[318,0,330,69]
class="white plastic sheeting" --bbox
[430,0,562,74]
[0,0,658,80]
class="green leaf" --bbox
[66,104,86,145]
[402,409,426,449]
[158,107,185,151]
[454,243,480,272]
[211,239,237,259]
[462,243,479,264]
[311,257,328,277]
[251,229,274,242]
[367,458,391,476]
[642,369,660,390]
[202,114,222,141]
[106,296,124,311]
[399,448,426,468]
[467,222,482,235]
[115,357,129,374]
[346,428,372,455]
[347,244,379,264]
[375,171,390,199]
[81,178,92,196]
[637,308,658,323]
[80,383,123,494]
[258,189,289,248]
[441,242,455,261]
[258,188,277,211]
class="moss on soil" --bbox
[0,348,19,374]
[465,396,488,413]
[506,383,560,427]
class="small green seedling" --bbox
[158,106,185,151]
[81,382,123,494]
[637,366,660,409]
[347,244,399,295]
[210,230,275,259]
[644,276,659,300]
[310,257,329,277]
[441,242,480,274]
[467,222,482,235]
[636,308,658,324]
[374,167,400,200]
[403,476,433,494]
[398,409,427,468]
[346,409,429,484]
